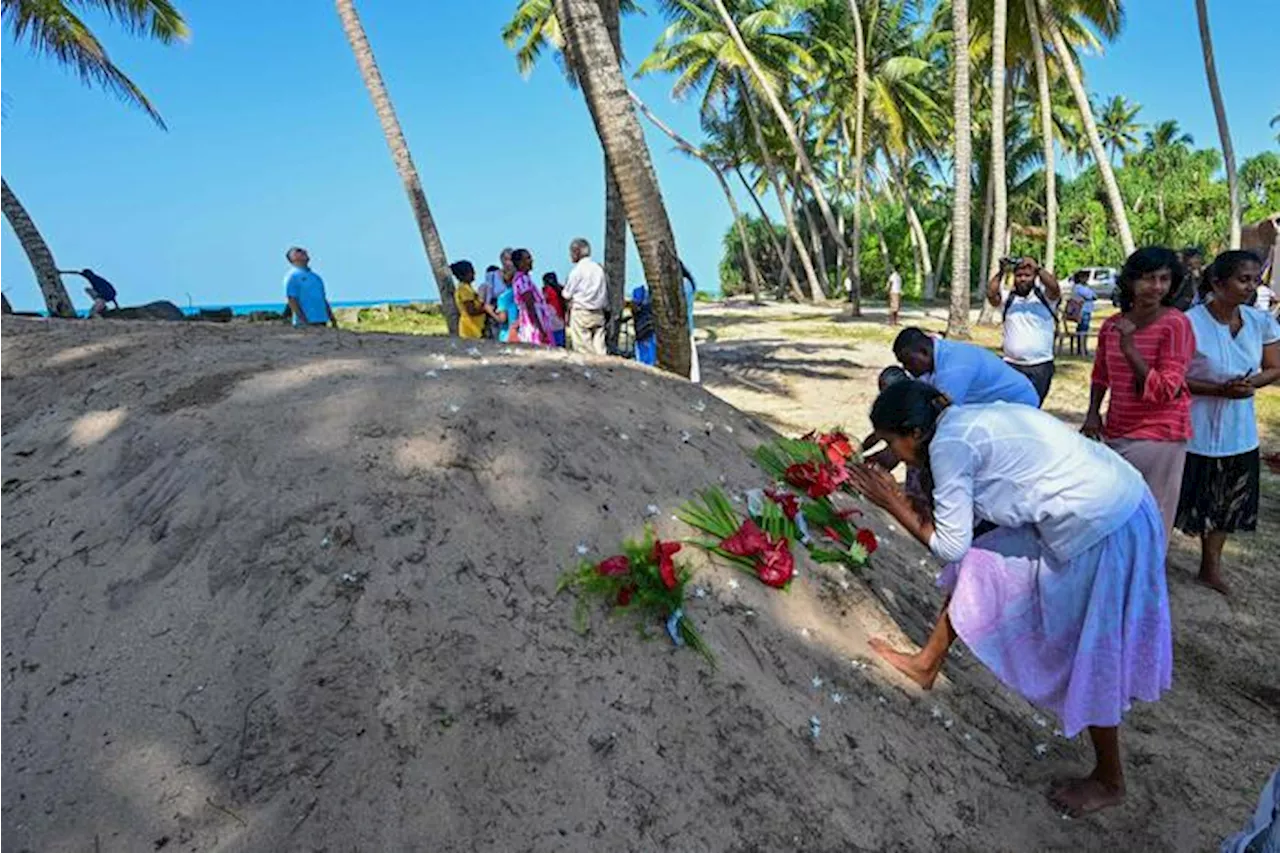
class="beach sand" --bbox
[2,313,1275,851]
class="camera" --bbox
[999,256,1017,270]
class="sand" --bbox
[2,314,1276,852]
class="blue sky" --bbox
[2,0,1276,312]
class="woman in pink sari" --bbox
[510,249,556,346]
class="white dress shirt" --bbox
[1184,304,1280,457]
[927,403,1147,564]
[563,256,609,311]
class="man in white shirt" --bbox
[562,237,609,355]
[887,267,903,326]
[986,256,1060,403]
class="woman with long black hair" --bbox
[848,381,1172,817]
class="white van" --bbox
[1073,267,1117,297]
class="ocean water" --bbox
[29,298,438,319]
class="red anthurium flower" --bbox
[756,539,795,588]
[836,507,863,520]
[616,584,636,606]
[720,518,770,557]
[764,487,801,520]
[856,528,879,555]
[822,525,846,545]
[785,462,849,499]
[817,432,854,464]
[653,540,682,590]
[596,555,631,576]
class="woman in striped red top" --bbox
[1083,247,1195,540]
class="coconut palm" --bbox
[554,0,690,374]
[1034,0,1134,255]
[1144,119,1193,151]
[987,0,1010,285]
[2,0,187,317]
[630,92,763,298]
[335,0,458,334]
[1096,94,1142,164]
[1023,0,1056,269]
[503,0,639,345]
[1195,0,1239,248]
[947,0,972,338]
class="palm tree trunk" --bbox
[934,222,953,287]
[743,89,822,301]
[554,0,689,374]
[1,177,75,318]
[737,166,805,300]
[792,169,832,300]
[335,0,458,334]
[976,172,997,324]
[1195,0,1241,249]
[846,0,867,316]
[865,200,894,271]
[630,93,761,298]
[885,161,935,299]
[1025,0,1057,270]
[948,0,973,338]
[988,0,1009,291]
[710,0,849,274]
[601,0,628,346]
[1037,0,1134,255]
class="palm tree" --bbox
[1035,0,1134,255]
[846,0,867,313]
[2,178,74,317]
[1096,94,1142,164]
[947,0,972,338]
[336,0,458,334]
[1144,118,1193,151]
[987,0,1010,288]
[554,0,690,374]
[1194,0,1239,247]
[630,92,763,297]
[2,0,187,317]
[1024,0,1056,270]
[503,0,637,346]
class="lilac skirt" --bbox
[938,493,1172,737]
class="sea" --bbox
[43,298,437,319]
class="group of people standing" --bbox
[450,240,608,352]
[854,244,1277,818]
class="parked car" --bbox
[1072,266,1118,297]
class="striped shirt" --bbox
[1090,309,1194,441]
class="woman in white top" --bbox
[848,381,1172,817]
[1174,251,1280,594]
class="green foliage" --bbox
[753,435,827,482]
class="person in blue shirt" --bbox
[59,268,119,317]
[494,285,518,342]
[284,247,336,327]
[893,326,1040,408]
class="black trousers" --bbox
[1009,360,1055,405]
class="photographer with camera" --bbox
[986,256,1061,403]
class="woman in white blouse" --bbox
[1174,250,1280,594]
[848,381,1172,817]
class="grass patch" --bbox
[337,303,447,336]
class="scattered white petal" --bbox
[466,347,481,357]
[575,543,590,556]
[583,370,595,380]
[704,421,715,433]
[964,733,973,741]
[619,433,630,441]
[449,342,458,350]
[943,719,954,729]
[441,362,452,371]
[951,648,965,658]
[480,358,491,366]
[680,430,691,443]
[448,404,460,414]
[809,716,822,739]
[693,400,706,413]
[320,536,331,548]
[434,353,447,362]
[670,515,680,522]
[831,692,845,704]
[724,425,734,434]
[550,371,561,379]
[918,558,929,566]
[1052,728,1063,738]
[340,572,357,584]
[693,586,708,599]
[1032,715,1048,728]
[731,493,742,503]
[811,676,824,689]
[1033,743,1048,757]
[640,379,649,387]
[887,524,897,532]
[877,696,887,704]
[425,370,438,378]
[744,609,755,617]
[839,579,851,590]
[800,628,811,639]
[645,504,660,517]
[930,706,943,719]
[728,578,740,590]
[718,474,727,484]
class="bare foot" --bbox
[1196,573,1230,596]
[869,637,939,689]
[1048,777,1125,816]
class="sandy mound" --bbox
[0,318,1250,851]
